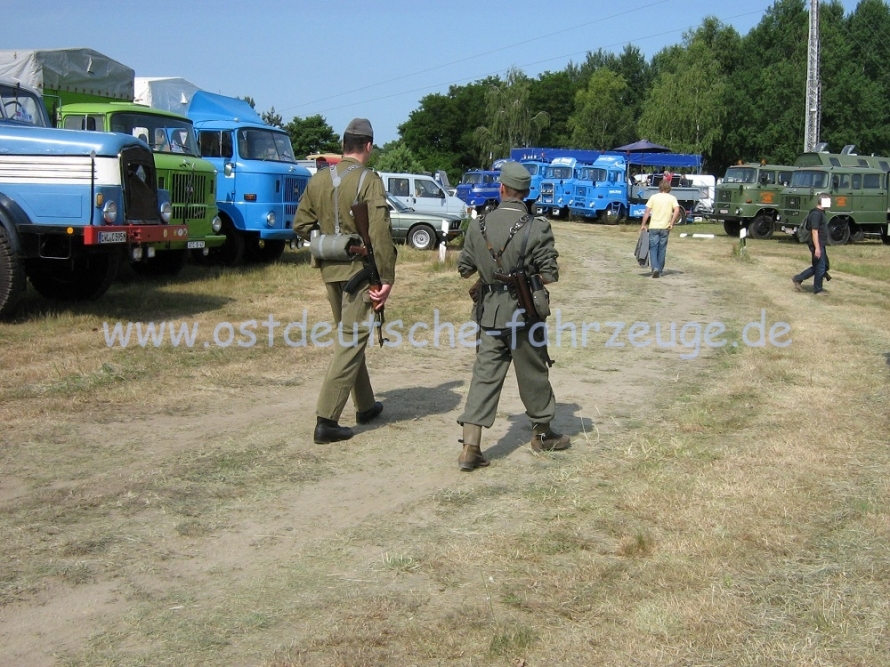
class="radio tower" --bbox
[804,0,821,152]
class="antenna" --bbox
[804,0,821,152]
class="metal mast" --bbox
[804,0,821,152]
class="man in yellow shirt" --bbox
[640,179,681,278]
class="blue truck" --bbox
[456,159,505,215]
[536,156,591,218]
[0,77,182,317]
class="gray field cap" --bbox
[345,118,373,138]
[499,161,531,190]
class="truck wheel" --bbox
[826,218,850,246]
[408,224,436,250]
[723,220,742,237]
[25,252,121,302]
[203,217,245,266]
[881,227,890,245]
[244,239,286,263]
[748,214,773,240]
[131,249,188,277]
[0,225,26,318]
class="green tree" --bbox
[568,68,635,149]
[284,114,340,158]
[527,70,581,147]
[261,107,284,129]
[370,140,425,173]
[474,67,549,165]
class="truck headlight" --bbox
[102,200,118,224]
[266,212,276,227]
[211,216,222,233]
[160,201,173,223]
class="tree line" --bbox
[260,0,890,183]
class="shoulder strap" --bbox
[517,214,535,268]
[478,213,531,268]
[330,163,363,234]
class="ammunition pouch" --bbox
[309,233,362,262]
[529,273,550,320]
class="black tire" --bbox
[881,227,890,245]
[203,216,244,266]
[131,249,187,277]
[25,251,120,302]
[244,239,286,263]
[748,214,773,240]
[826,218,850,246]
[0,225,26,318]
[408,224,437,250]
[723,220,742,237]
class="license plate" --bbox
[187,241,205,249]
[98,231,127,244]
[719,209,728,214]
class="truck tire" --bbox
[881,227,890,245]
[244,239,286,263]
[202,216,245,266]
[0,225,26,318]
[826,218,851,246]
[747,214,773,240]
[408,224,436,250]
[25,252,121,302]
[723,220,742,237]
[131,249,188,277]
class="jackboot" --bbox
[314,417,353,445]
[458,423,489,471]
[530,423,571,452]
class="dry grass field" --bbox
[1,221,888,666]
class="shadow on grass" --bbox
[484,401,591,460]
[356,380,466,433]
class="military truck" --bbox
[709,163,796,239]
[0,77,183,317]
[59,103,223,274]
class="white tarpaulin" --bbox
[0,48,133,100]
[134,77,202,114]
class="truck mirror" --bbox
[224,162,234,177]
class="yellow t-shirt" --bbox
[646,192,679,229]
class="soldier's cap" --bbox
[499,161,531,191]
[344,118,373,139]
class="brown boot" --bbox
[531,423,571,452]
[458,423,489,471]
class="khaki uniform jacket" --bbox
[294,157,397,284]
[458,199,559,330]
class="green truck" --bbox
[709,163,796,239]
[0,48,222,273]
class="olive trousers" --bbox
[316,281,376,422]
[458,327,556,428]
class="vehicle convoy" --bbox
[385,195,464,250]
[135,78,312,265]
[377,171,469,223]
[708,163,796,239]
[59,103,223,274]
[775,161,890,246]
[0,77,183,317]
[537,156,588,218]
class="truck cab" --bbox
[569,155,629,221]
[710,163,795,239]
[188,91,311,265]
[60,103,223,274]
[456,163,503,215]
[519,159,549,210]
[537,157,583,218]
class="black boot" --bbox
[314,417,353,444]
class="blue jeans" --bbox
[794,247,828,293]
[648,228,670,273]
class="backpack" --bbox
[796,210,816,243]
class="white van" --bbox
[377,171,470,219]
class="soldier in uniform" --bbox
[456,161,570,471]
[294,118,396,444]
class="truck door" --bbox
[855,171,885,225]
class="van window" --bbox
[851,173,861,189]
[863,173,881,189]
[415,179,443,198]
[388,178,409,197]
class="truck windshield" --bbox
[547,167,573,179]
[237,128,296,162]
[0,84,48,126]
[461,173,487,185]
[723,167,758,184]
[523,164,542,175]
[108,113,199,156]
[790,170,830,189]
[579,168,607,182]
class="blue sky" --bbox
[7,0,860,146]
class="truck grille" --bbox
[170,172,209,221]
[541,183,554,195]
[576,186,587,198]
[283,175,309,216]
[122,145,160,223]
[783,195,801,209]
[716,191,731,204]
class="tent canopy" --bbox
[613,139,671,153]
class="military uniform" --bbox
[294,141,396,438]
[455,161,570,470]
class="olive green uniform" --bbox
[294,157,396,421]
[457,199,560,428]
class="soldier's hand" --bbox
[369,283,392,311]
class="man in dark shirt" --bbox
[792,193,830,295]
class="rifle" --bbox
[494,268,554,367]
[344,202,388,346]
